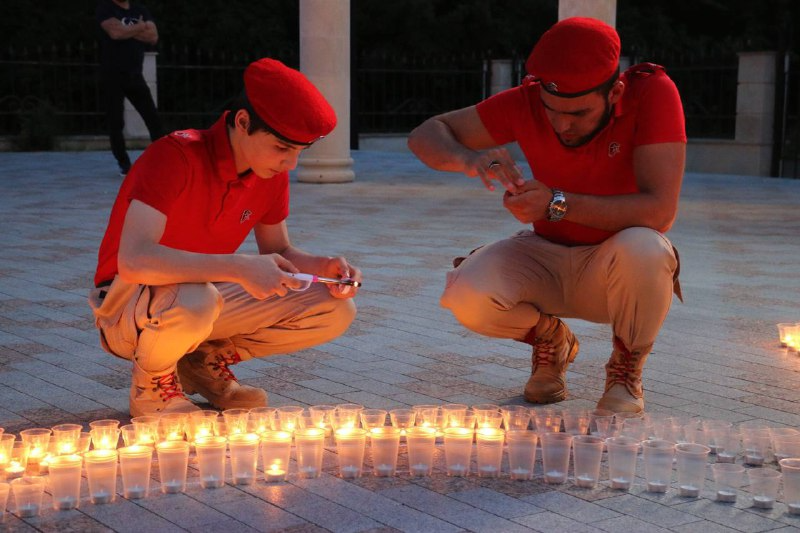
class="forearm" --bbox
[278,245,331,275]
[118,244,247,286]
[407,119,476,173]
[133,23,158,45]
[563,191,676,232]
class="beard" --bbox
[558,100,613,148]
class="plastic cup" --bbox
[248,407,276,434]
[309,405,337,437]
[84,449,118,504]
[606,436,640,490]
[443,427,473,477]
[294,427,325,478]
[156,440,190,494]
[642,439,675,493]
[389,408,416,436]
[159,412,188,442]
[0,434,15,467]
[412,405,440,430]
[617,413,647,442]
[506,429,537,480]
[118,445,152,499]
[674,443,710,497]
[541,432,572,484]
[769,427,800,461]
[335,428,367,479]
[369,427,401,477]
[194,436,227,488]
[0,482,9,518]
[222,408,251,436]
[441,404,468,430]
[747,468,781,509]
[531,408,562,433]
[563,408,591,436]
[475,428,504,478]
[19,428,49,473]
[472,404,500,429]
[703,420,732,455]
[228,433,260,485]
[360,409,388,431]
[501,406,531,431]
[779,458,800,514]
[47,454,82,510]
[742,428,771,466]
[406,427,436,476]
[572,435,604,488]
[51,423,82,455]
[711,463,745,503]
[778,322,793,347]
[130,416,160,446]
[261,431,292,482]
[11,476,44,518]
[333,404,364,431]
[5,441,30,479]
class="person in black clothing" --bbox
[96,0,164,175]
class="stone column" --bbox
[296,0,355,183]
[735,51,776,176]
[490,59,513,95]
[557,0,616,25]
[123,51,157,138]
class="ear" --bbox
[234,109,251,133]
[608,80,625,105]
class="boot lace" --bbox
[152,372,183,402]
[209,352,242,382]
[532,339,557,371]
[606,337,641,388]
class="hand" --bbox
[503,179,552,224]
[464,148,525,193]
[318,256,361,299]
[237,254,304,299]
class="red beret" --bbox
[525,17,620,98]
[244,58,337,145]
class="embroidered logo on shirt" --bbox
[240,209,252,224]
[172,131,192,139]
[608,142,621,157]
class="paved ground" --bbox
[0,148,799,532]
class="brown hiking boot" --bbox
[596,337,650,414]
[129,362,199,418]
[178,345,267,410]
[522,315,580,404]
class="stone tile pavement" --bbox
[0,148,799,532]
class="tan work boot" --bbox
[129,362,199,418]
[596,337,650,414]
[178,346,267,410]
[522,315,580,404]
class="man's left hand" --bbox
[320,257,361,299]
[503,179,552,224]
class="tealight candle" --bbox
[228,433,260,485]
[5,461,25,480]
[261,430,291,483]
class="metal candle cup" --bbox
[194,436,227,489]
[84,449,118,504]
[335,428,367,479]
[443,427,473,477]
[294,428,325,478]
[261,430,292,482]
[47,454,82,510]
[506,429,538,481]
[228,433,260,485]
[118,445,153,499]
[156,440,190,494]
[369,427,400,477]
[405,427,436,476]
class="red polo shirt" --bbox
[476,63,686,246]
[94,113,289,286]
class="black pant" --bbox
[102,71,163,170]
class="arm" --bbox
[407,106,524,192]
[117,200,301,299]
[133,20,158,45]
[254,222,361,298]
[503,141,686,232]
[99,16,148,40]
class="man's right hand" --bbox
[464,148,525,193]
[237,254,304,299]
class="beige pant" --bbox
[440,227,679,351]
[88,277,356,374]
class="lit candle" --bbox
[5,461,26,480]
[58,442,76,455]
[265,463,286,482]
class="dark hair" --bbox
[225,91,269,134]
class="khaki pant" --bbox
[440,227,679,351]
[88,277,356,374]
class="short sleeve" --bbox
[475,87,526,146]
[259,173,290,225]
[633,74,687,146]
[127,138,189,216]
[95,1,113,23]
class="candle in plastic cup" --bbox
[389,408,416,436]
[769,427,800,462]
[572,435,604,488]
[531,408,562,434]
[703,420,732,455]
[228,433,260,485]
[19,428,49,474]
[406,427,436,476]
[0,482,9,518]
[501,406,531,431]
[441,404,468,429]
[369,427,400,477]
[194,436,227,489]
[222,408,251,436]
[309,405,337,436]
[334,404,364,432]
[674,443,710,497]
[118,445,152,499]
[89,419,120,451]
[747,468,781,509]
[157,413,188,442]
[248,407,276,434]
[11,476,44,518]
[84,449,118,504]
[335,428,367,479]
[711,463,744,503]
[780,458,800,514]
[360,409,388,431]
[5,441,30,480]
[588,408,614,436]
[541,432,572,484]
[47,454,82,510]
[51,423,82,456]
[130,416,160,446]
[606,436,640,490]
[562,408,591,436]
[411,405,439,430]
[294,428,325,478]
[742,428,771,466]
[443,427,472,477]
[642,439,675,493]
[156,440,190,494]
[778,322,793,347]
[475,427,504,478]
[472,404,501,429]
[506,429,537,480]
[187,410,219,443]
[261,431,291,482]
[0,433,16,468]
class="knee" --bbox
[162,283,222,333]
[606,227,676,273]
[441,276,507,334]
[319,298,357,342]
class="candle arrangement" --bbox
[3,405,800,518]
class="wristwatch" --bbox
[546,189,568,222]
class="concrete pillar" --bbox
[123,51,157,138]
[296,0,354,183]
[735,51,776,175]
[558,0,616,26]
[490,59,513,95]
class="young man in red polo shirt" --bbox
[408,17,686,413]
[89,58,361,417]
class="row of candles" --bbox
[778,322,800,351]
[2,404,800,517]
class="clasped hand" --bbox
[239,254,361,300]
[503,179,552,224]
